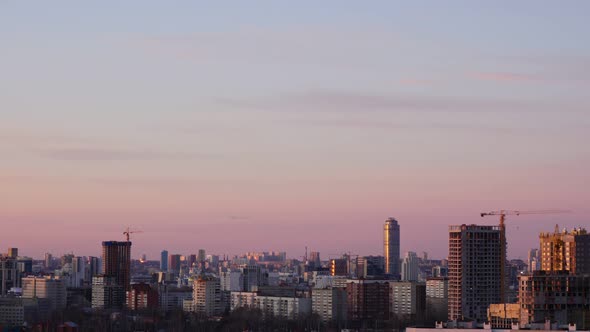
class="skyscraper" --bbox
[102,241,131,291]
[160,250,168,272]
[384,217,400,277]
[448,224,504,322]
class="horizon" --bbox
[2,2,589,261]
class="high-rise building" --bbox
[384,217,400,277]
[401,251,419,281]
[87,256,101,282]
[7,248,18,259]
[193,276,221,317]
[21,276,66,310]
[71,257,86,288]
[239,264,266,292]
[197,249,206,262]
[168,254,181,274]
[539,226,590,274]
[0,256,20,296]
[347,279,390,323]
[448,224,503,322]
[312,287,347,323]
[102,241,131,291]
[160,250,168,272]
[389,281,426,320]
[309,251,321,269]
[44,253,52,269]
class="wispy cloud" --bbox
[215,90,556,113]
[473,72,540,82]
[37,147,219,161]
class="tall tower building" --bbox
[160,250,168,272]
[102,241,131,291]
[448,224,504,322]
[527,248,539,272]
[539,226,590,274]
[384,217,400,277]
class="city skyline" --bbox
[1,2,589,260]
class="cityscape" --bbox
[0,215,589,331]
[2,1,589,332]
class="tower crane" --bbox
[480,209,569,303]
[123,227,143,242]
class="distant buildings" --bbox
[230,291,311,319]
[0,255,20,296]
[448,224,504,322]
[384,217,400,278]
[160,250,168,272]
[528,248,540,272]
[330,259,348,277]
[401,251,419,281]
[21,276,66,311]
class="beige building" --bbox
[21,276,66,310]
[193,276,221,316]
[312,287,347,323]
[540,227,590,273]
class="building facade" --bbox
[540,227,590,274]
[346,279,390,322]
[384,217,401,277]
[448,224,504,322]
[91,275,125,309]
[21,276,66,310]
[102,241,131,291]
[193,276,221,317]
[312,287,347,323]
[401,251,420,281]
[389,281,426,319]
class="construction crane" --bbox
[480,209,569,303]
[123,227,143,242]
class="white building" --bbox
[21,276,66,310]
[220,271,243,292]
[401,251,420,281]
[230,292,311,319]
[389,281,426,317]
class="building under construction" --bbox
[448,224,504,322]
[540,226,590,274]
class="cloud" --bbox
[473,72,540,82]
[37,147,219,161]
[215,90,551,114]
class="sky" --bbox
[1,2,589,260]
